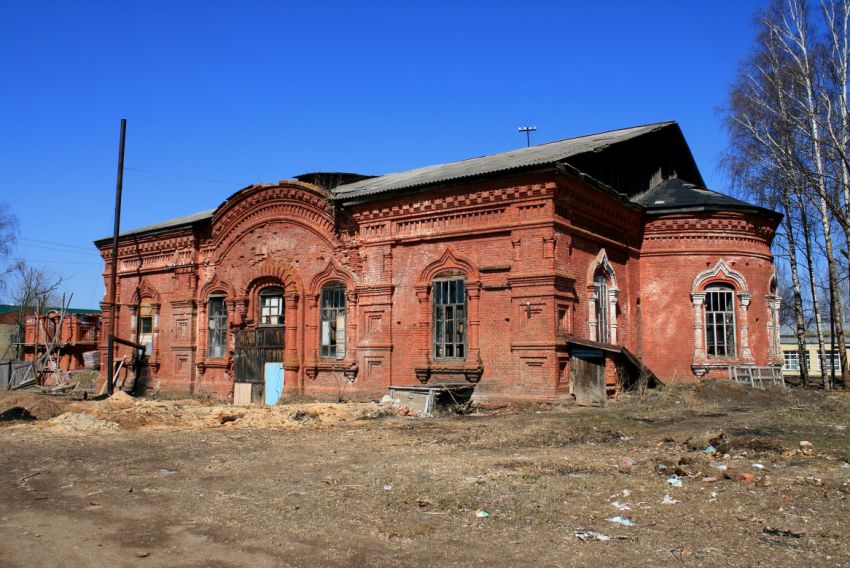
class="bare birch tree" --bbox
[725,0,850,388]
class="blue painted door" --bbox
[264,362,284,405]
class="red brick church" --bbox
[95,122,782,402]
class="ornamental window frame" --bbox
[320,283,347,360]
[704,284,736,358]
[587,249,619,344]
[690,260,753,369]
[207,295,228,359]
[432,275,467,360]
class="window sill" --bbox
[306,361,358,381]
[416,361,483,384]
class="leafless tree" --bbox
[0,201,19,296]
[8,261,63,360]
[724,0,850,388]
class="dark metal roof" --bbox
[631,178,781,219]
[331,121,677,202]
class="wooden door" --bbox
[572,349,606,406]
[235,329,284,403]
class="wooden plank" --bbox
[233,383,252,405]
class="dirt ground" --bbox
[1,382,849,568]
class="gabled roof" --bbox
[332,121,677,202]
[97,121,778,243]
[632,178,781,219]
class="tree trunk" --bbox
[782,197,809,386]
[800,206,829,388]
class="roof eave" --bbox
[644,204,783,222]
[93,217,209,248]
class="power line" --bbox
[19,242,99,256]
[20,236,94,252]
[12,257,101,266]
[124,166,241,186]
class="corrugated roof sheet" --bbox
[97,208,216,242]
[332,121,677,201]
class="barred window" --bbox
[320,284,346,359]
[259,287,284,326]
[433,277,466,359]
[208,296,228,358]
[705,285,735,357]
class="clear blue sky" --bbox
[0,0,766,308]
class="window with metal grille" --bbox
[433,277,466,359]
[259,287,284,326]
[208,296,228,358]
[320,284,346,359]
[705,285,735,357]
[594,273,609,343]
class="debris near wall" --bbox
[82,350,100,370]
[0,392,63,421]
[46,412,119,434]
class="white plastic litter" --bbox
[661,494,679,505]
[666,475,683,487]
[606,516,634,526]
[575,530,610,542]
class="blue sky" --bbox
[0,0,766,308]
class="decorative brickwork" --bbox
[96,153,779,402]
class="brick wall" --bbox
[97,176,778,401]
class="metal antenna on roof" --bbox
[518,125,537,147]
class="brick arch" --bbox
[692,259,748,292]
[210,182,337,262]
[309,258,356,295]
[130,280,160,305]
[587,248,618,290]
[240,259,303,297]
[418,248,479,286]
[199,273,236,299]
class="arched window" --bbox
[705,284,736,357]
[259,287,284,326]
[433,276,466,359]
[594,273,609,343]
[320,284,346,359]
[208,295,228,358]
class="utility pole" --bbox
[107,118,126,396]
[518,125,537,147]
